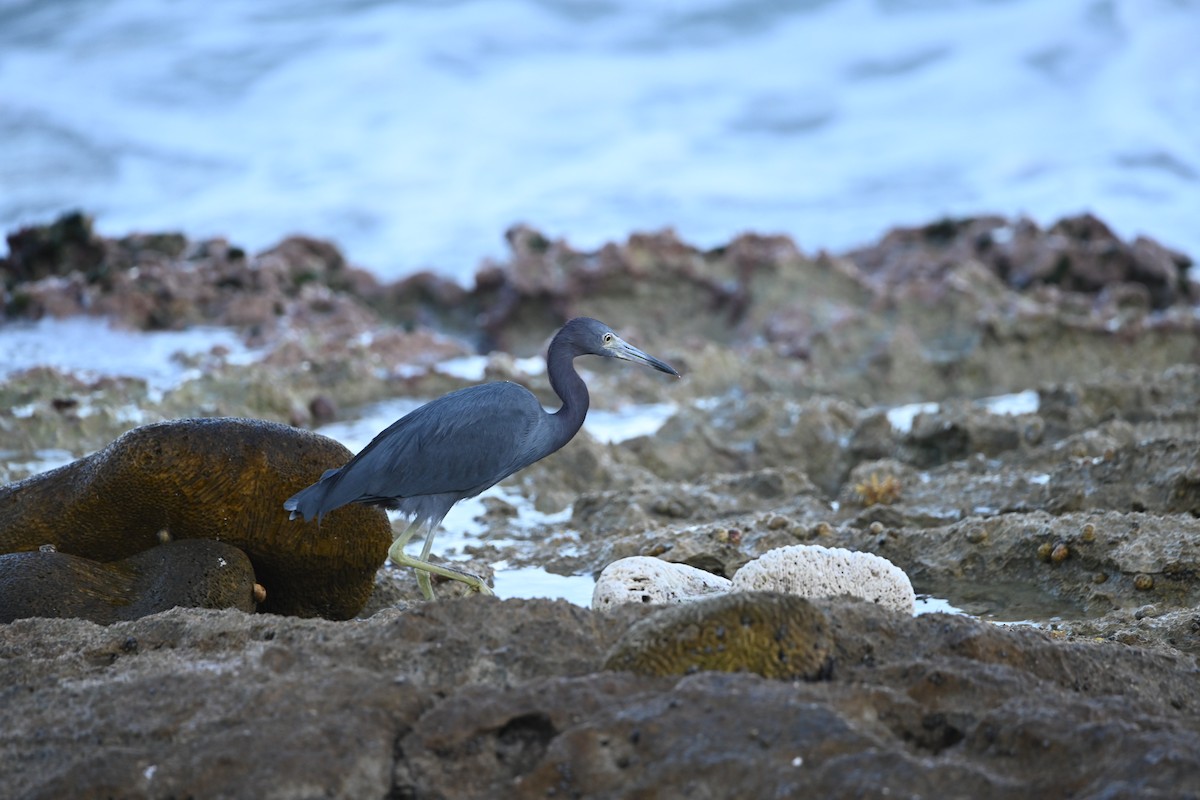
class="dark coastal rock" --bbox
[2,211,108,288]
[0,417,392,619]
[5,211,1198,423]
[842,510,1200,620]
[0,539,257,624]
[471,225,779,351]
[1,598,1197,798]
[2,211,384,336]
[603,591,834,680]
[844,213,1193,308]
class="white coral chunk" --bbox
[732,544,915,614]
[592,556,733,611]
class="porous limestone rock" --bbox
[592,555,732,610]
[732,544,915,614]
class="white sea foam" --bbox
[584,402,676,444]
[981,390,1040,417]
[0,316,256,394]
[0,0,1194,282]
[886,390,1042,434]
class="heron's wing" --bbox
[341,382,545,501]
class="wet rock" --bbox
[1064,606,1200,656]
[2,214,385,334]
[528,468,827,579]
[0,417,392,619]
[603,591,834,680]
[827,510,1200,620]
[621,395,857,494]
[1043,438,1200,516]
[902,399,1043,468]
[471,225,758,353]
[0,539,257,624]
[1037,365,1200,439]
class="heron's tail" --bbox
[283,467,343,523]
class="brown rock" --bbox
[0,539,257,624]
[0,417,392,619]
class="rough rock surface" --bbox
[1,598,1197,798]
[4,211,1200,796]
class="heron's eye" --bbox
[603,333,613,344]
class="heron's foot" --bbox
[387,544,495,600]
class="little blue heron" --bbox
[284,317,679,599]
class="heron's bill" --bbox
[608,337,680,377]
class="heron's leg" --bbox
[387,521,434,599]
[415,523,437,599]
[386,522,495,600]
[386,520,420,562]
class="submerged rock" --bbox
[0,417,392,619]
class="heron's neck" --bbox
[547,345,589,449]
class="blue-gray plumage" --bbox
[284,317,679,599]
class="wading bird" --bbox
[284,317,680,599]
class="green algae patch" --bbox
[604,591,834,681]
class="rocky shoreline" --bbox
[2,211,1199,796]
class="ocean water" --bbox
[1,0,1197,284]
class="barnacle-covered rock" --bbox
[0,539,257,624]
[603,591,834,680]
[0,417,392,619]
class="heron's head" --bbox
[562,317,680,377]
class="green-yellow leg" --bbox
[386,522,495,600]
